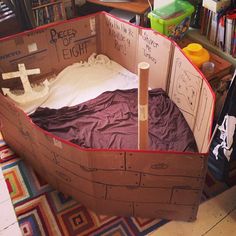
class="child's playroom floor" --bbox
[0,129,235,236]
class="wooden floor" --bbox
[150,186,236,236]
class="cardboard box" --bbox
[0,12,215,221]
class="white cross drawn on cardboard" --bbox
[1,63,49,106]
[2,64,40,93]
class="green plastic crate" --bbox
[148,0,194,41]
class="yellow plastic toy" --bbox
[182,43,210,68]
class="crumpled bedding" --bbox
[30,88,198,152]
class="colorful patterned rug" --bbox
[0,138,229,236]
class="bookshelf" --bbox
[187,0,236,68]
[31,0,66,26]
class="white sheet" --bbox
[24,53,139,113]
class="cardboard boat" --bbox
[0,12,215,221]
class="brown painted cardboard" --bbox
[140,174,203,189]
[57,181,134,216]
[171,189,200,205]
[194,81,215,153]
[0,16,98,89]
[0,12,215,221]
[99,14,139,74]
[107,186,172,203]
[168,47,203,130]
[168,46,215,152]
[39,144,139,186]
[126,151,205,177]
[137,29,172,89]
[35,128,126,170]
[134,203,197,221]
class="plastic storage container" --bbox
[148,0,194,41]
[182,43,210,68]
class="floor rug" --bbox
[0,143,170,236]
[0,140,230,236]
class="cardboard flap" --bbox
[137,29,172,89]
[168,47,203,129]
[45,16,98,70]
[168,47,215,152]
[194,81,214,153]
[99,14,139,73]
[0,16,99,88]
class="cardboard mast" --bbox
[138,62,149,150]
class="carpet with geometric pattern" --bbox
[0,140,170,236]
[0,138,230,236]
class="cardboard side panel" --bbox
[168,47,203,130]
[0,96,22,124]
[137,30,172,89]
[0,29,50,77]
[0,112,43,181]
[107,186,171,203]
[171,189,200,205]
[126,152,205,177]
[0,116,35,158]
[100,14,139,73]
[0,15,99,88]
[38,142,139,186]
[194,81,214,153]
[40,170,58,189]
[43,16,98,72]
[140,174,203,189]
[0,94,205,220]
[33,125,125,170]
[57,181,134,216]
[39,155,107,199]
[134,203,197,221]
[0,97,37,156]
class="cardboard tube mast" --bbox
[138,62,150,150]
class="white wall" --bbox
[154,0,174,10]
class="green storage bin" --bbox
[148,0,194,41]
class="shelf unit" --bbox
[31,0,66,26]
[186,28,236,68]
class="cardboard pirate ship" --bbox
[0,12,215,221]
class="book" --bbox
[217,15,226,51]
[48,5,54,22]
[32,0,66,26]
[209,12,218,44]
[38,8,44,25]
[200,7,209,35]
[225,16,233,54]
[232,21,236,57]
[206,10,213,39]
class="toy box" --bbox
[148,0,194,41]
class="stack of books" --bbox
[31,0,64,26]
[200,0,236,58]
